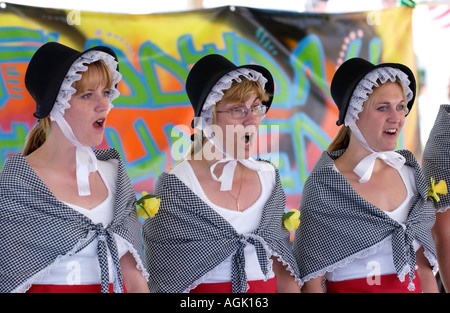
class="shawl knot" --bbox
[91,223,124,293]
[392,222,417,290]
[231,234,270,293]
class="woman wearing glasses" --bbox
[143,54,301,293]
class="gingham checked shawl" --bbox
[142,162,301,293]
[422,104,450,212]
[293,149,437,290]
[0,148,146,293]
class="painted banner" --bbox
[0,4,418,209]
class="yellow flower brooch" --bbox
[282,209,300,231]
[135,191,160,220]
[428,177,447,209]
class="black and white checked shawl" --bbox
[422,104,450,212]
[293,149,437,290]
[142,162,301,293]
[0,148,146,293]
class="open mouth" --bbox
[244,133,254,146]
[384,129,397,135]
[93,118,105,129]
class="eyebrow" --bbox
[241,96,261,105]
[223,96,261,107]
[376,98,405,105]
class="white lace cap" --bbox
[344,67,411,183]
[50,50,121,119]
[195,68,267,131]
[49,50,122,196]
[195,68,267,191]
[344,67,413,127]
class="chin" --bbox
[85,138,104,148]
[378,144,397,152]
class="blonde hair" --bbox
[72,60,113,97]
[326,125,351,152]
[326,80,406,153]
[22,60,113,156]
[23,117,51,156]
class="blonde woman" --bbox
[143,54,301,293]
[293,58,438,293]
[0,42,148,293]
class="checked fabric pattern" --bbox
[142,161,301,293]
[0,148,146,293]
[293,149,437,290]
[422,104,450,212]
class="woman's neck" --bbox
[25,130,78,172]
[335,136,382,176]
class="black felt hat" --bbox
[185,54,274,119]
[330,57,416,126]
[25,42,119,119]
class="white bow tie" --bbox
[201,124,262,191]
[209,157,262,191]
[348,124,405,183]
[353,151,406,183]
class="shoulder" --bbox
[255,158,277,171]
[167,160,202,192]
[396,149,416,161]
[254,158,279,186]
[396,149,421,172]
[306,151,339,182]
[168,159,191,176]
[1,153,23,172]
[0,153,30,184]
[155,171,185,194]
[94,148,121,162]
[94,148,125,174]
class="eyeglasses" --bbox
[216,104,267,119]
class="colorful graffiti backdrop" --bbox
[0,4,419,209]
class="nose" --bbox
[387,108,404,123]
[95,93,110,112]
[242,107,259,127]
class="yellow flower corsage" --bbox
[428,177,447,209]
[282,209,300,231]
[135,191,160,220]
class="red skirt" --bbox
[190,277,277,293]
[325,271,421,293]
[26,283,125,293]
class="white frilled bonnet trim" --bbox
[50,50,122,120]
[49,50,122,196]
[344,67,413,127]
[195,68,267,130]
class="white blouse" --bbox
[170,159,276,283]
[33,159,128,285]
